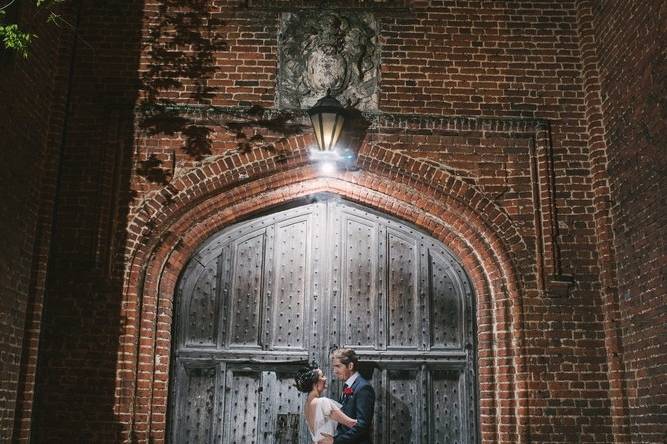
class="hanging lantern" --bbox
[308,92,346,152]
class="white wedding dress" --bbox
[307,397,343,443]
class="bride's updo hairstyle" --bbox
[294,362,320,393]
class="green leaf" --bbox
[1,0,66,57]
[0,24,33,58]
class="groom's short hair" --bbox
[332,348,359,370]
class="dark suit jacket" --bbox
[335,375,375,444]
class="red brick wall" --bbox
[124,1,612,442]
[0,1,69,441]
[590,1,667,442]
[26,1,144,442]
[15,0,661,443]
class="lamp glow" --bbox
[320,161,336,175]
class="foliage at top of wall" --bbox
[0,0,64,58]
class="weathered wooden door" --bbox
[169,196,478,443]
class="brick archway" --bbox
[119,148,534,443]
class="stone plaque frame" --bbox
[277,11,380,111]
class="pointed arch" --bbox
[119,147,534,443]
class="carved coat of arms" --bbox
[277,12,379,111]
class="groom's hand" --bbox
[318,433,334,444]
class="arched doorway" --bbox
[169,195,478,443]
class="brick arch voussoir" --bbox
[132,173,525,341]
[139,172,512,319]
[125,144,312,273]
[129,166,527,378]
[359,145,531,280]
[126,145,531,304]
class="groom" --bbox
[318,348,375,444]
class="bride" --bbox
[295,363,357,443]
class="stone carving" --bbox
[277,11,379,111]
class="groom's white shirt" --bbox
[344,371,360,388]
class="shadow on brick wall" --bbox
[29,0,145,442]
[137,0,309,179]
[139,0,227,161]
